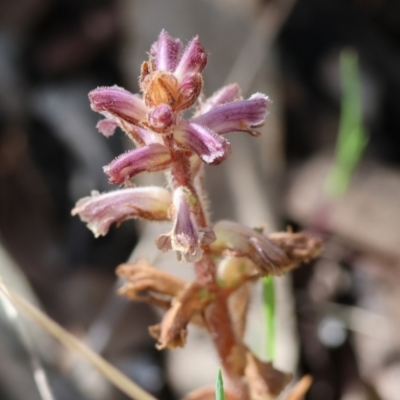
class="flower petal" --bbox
[96,118,118,137]
[174,36,207,81]
[89,86,148,124]
[197,83,241,115]
[150,29,183,72]
[191,93,271,136]
[103,143,172,184]
[174,122,231,165]
[71,187,172,237]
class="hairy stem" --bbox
[168,143,249,399]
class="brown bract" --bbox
[116,259,186,309]
[140,64,203,112]
[268,230,322,271]
[245,352,292,400]
[149,281,215,350]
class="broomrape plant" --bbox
[72,30,321,400]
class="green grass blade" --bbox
[215,368,226,400]
[262,276,275,361]
[325,49,369,198]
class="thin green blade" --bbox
[215,368,226,400]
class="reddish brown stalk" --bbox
[172,149,249,399]
[194,252,250,400]
[204,289,249,399]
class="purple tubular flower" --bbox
[174,122,231,165]
[174,36,207,81]
[103,143,172,184]
[210,220,289,275]
[151,29,183,72]
[71,187,172,237]
[89,86,148,124]
[192,93,271,136]
[155,187,216,262]
[197,84,241,115]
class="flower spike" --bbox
[75,30,320,400]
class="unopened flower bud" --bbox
[148,104,174,132]
[174,36,207,81]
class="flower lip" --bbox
[96,119,118,137]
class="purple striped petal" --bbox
[71,187,172,237]
[174,36,207,81]
[89,86,148,124]
[103,143,171,184]
[150,30,183,72]
[191,93,270,135]
[174,122,231,165]
[197,84,241,115]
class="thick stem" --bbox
[167,136,249,399]
[196,255,249,399]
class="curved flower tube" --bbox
[72,187,172,237]
[103,143,172,184]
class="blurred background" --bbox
[0,0,400,399]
